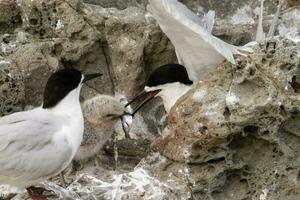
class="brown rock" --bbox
[0,0,20,23]
[287,0,300,7]
[151,39,300,199]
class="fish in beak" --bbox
[120,89,162,137]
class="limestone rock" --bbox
[152,38,300,199]
[0,58,24,117]
[1,0,300,199]
[287,0,300,7]
[0,0,20,23]
[11,42,60,106]
[83,4,176,96]
[83,0,148,9]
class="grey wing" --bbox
[0,110,72,183]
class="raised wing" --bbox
[0,109,72,186]
[256,0,265,41]
[148,0,250,82]
[256,0,282,41]
[201,10,215,33]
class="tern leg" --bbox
[26,187,52,200]
[59,172,67,188]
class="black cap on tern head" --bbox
[43,69,101,109]
[124,64,193,117]
[147,64,193,87]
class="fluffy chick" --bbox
[74,95,124,161]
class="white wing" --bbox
[256,0,265,41]
[148,0,250,82]
[0,109,72,186]
[256,0,282,41]
[267,0,282,38]
[201,10,215,33]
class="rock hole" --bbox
[290,52,297,60]
[269,49,276,54]
[266,53,274,59]
[29,18,38,25]
[249,68,255,76]
[262,57,267,64]
[261,130,269,136]
[33,7,39,13]
[2,35,12,44]
[297,171,300,182]
[206,157,225,164]
[243,126,258,134]
[240,179,247,183]
[290,76,300,94]
[223,106,231,119]
[266,41,276,50]
[280,63,294,71]
[286,167,294,171]
[39,29,46,37]
[208,147,220,154]
[198,126,208,133]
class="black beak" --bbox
[83,73,102,83]
[119,89,161,138]
[125,89,162,116]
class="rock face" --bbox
[151,39,300,199]
[0,0,300,199]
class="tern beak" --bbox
[119,89,161,138]
[83,73,102,83]
[125,89,162,116]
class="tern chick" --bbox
[75,94,129,161]
[75,92,156,161]
[0,69,101,199]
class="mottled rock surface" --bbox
[151,39,300,199]
[0,0,300,199]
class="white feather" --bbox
[145,83,191,113]
[148,0,250,82]
[201,10,215,33]
[256,0,266,41]
[267,0,282,38]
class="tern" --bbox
[126,0,281,115]
[0,69,103,199]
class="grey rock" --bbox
[0,0,21,32]
[152,38,300,199]
[0,0,19,22]
[11,42,59,106]
[83,4,176,96]
[83,0,148,9]
[0,58,24,117]
[1,0,300,199]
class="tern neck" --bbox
[146,82,191,113]
[46,86,82,116]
